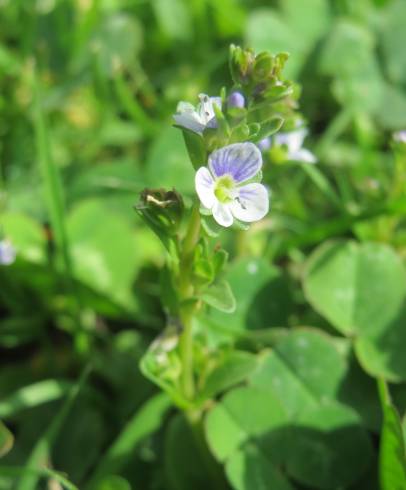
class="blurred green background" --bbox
[1,0,406,489]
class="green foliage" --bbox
[1,0,406,489]
[0,422,14,459]
[304,240,406,381]
[378,380,406,489]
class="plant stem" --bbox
[179,306,195,400]
[178,203,201,400]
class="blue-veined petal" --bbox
[209,143,262,184]
[230,183,269,222]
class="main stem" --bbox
[178,203,201,401]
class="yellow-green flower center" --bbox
[214,175,235,203]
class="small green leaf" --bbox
[198,351,258,400]
[200,215,221,238]
[378,379,406,490]
[212,248,229,277]
[200,280,236,313]
[251,116,283,142]
[0,420,14,458]
[181,129,207,170]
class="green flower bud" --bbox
[135,188,184,239]
[253,52,274,82]
[229,45,255,85]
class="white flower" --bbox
[274,128,317,163]
[0,239,16,265]
[195,142,269,228]
[173,93,222,134]
[393,131,406,143]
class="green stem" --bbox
[178,203,201,401]
[179,306,195,400]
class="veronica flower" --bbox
[173,93,222,134]
[393,131,406,143]
[195,142,269,227]
[0,239,16,265]
[273,128,316,163]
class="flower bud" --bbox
[253,52,274,82]
[135,188,184,238]
[229,45,255,85]
[227,91,245,109]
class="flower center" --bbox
[214,175,235,203]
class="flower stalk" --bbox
[178,203,201,400]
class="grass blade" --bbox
[33,70,71,276]
[86,392,171,489]
[0,380,73,419]
[0,466,78,490]
[16,367,91,490]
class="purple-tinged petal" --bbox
[195,167,216,209]
[230,183,269,223]
[209,143,262,184]
[257,137,271,152]
[212,201,233,227]
[0,240,16,266]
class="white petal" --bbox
[290,148,317,164]
[230,183,269,223]
[275,128,307,154]
[195,167,216,209]
[212,201,233,227]
[173,112,205,133]
[210,96,222,109]
[176,101,196,113]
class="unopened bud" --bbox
[227,91,245,109]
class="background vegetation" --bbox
[1,0,406,489]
